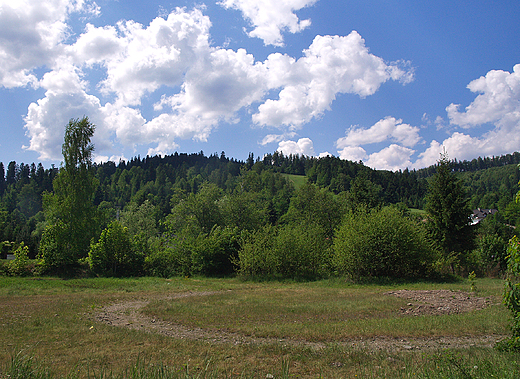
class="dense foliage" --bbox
[88,221,144,277]
[424,152,475,273]
[39,117,99,274]
[1,117,520,280]
[333,206,435,280]
[498,174,520,351]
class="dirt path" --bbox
[94,290,506,352]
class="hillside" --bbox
[1,151,519,259]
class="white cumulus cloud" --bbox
[413,64,520,168]
[96,8,213,107]
[447,65,520,128]
[337,146,367,162]
[218,0,317,46]
[277,137,315,156]
[24,64,106,160]
[365,144,415,171]
[253,32,414,128]
[0,0,98,88]
[6,1,413,162]
[337,116,421,149]
[335,116,420,171]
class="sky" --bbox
[1,0,520,171]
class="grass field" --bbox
[409,208,427,217]
[0,276,518,378]
[281,174,307,190]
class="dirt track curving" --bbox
[94,289,506,352]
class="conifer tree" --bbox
[0,162,5,194]
[424,150,474,271]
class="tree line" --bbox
[1,117,519,280]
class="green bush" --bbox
[144,230,196,278]
[191,226,241,277]
[237,223,331,280]
[275,223,331,279]
[236,224,277,278]
[499,235,520,351]
[333,206,435,280]
[476,214,514,274]
[144,249,180,278]
[0,261,9,276]
[144,226,242,278]
[38,220,75,274]
[478,233,508,272]
[8,243,32,276]
[88,222,144,277]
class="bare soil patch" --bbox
[94,289,505,352]
[386,289,493,316]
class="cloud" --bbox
[412,64,520,168]
[338,144,415,171]
[337,146,367,162]
[69,23,122,66]
[318,151,333,158]
[336,116,421,149]
[260,134,284,145]
[364,144,415,171]
[93,8,213,107]
[447,65,520,128]
[334,116,420,170]
[218,0,317,46]
[277,137,315,156]
[24,64,105,160]
[260,132,297,145]
[9,1,411,162]
[253,32,414,128]
[0,0,98,88]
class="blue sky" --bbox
[1,0,520,171]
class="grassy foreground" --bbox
[0,276,518,378]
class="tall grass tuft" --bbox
[1,351,53,379]
[0,352,297,379]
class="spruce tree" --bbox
[0,162,5,194]
[424,151,474,272]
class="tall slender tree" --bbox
[424,150,474,271]
[40,117,99,272]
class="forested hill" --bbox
[1,150,519,258]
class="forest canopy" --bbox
[1,119,520,279]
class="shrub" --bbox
[499,235,520,351]
[38,220,75,274]
[236,224,277,278]
[0,261,8,276]
[333,206,435,281]
[237,223,331,280]
[478,233,508,272]
[144,249,180,278]
[191,226,241,277]
[476,214,514,274]
[8,243,31,276]
[274,223,331,279]
[88,222,144,277]
[144,230,196,278]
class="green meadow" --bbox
[1,276,518,378]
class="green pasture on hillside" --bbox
[281,173,307,189]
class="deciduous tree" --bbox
[40,117,99,272]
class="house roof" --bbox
[471,208,498,225]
